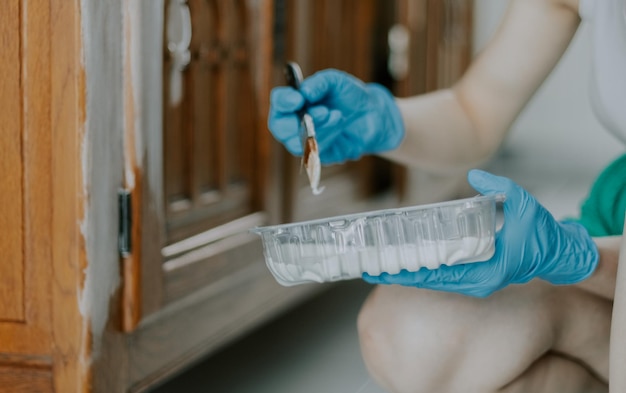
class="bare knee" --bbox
[357,285,469,393]
[357,282,565,393]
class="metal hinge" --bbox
[118,189,132,257]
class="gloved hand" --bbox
[363,170,599,297]
[268,69,405,164]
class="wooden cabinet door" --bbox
[112,2,327,389]
[0,0,52,357]
[0,1,55,391]
[163,0,260,244]
[122,0,278,327]
[158,0,273,302]
[0,1,98,391]
[117,0,272,331]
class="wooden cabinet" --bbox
[0,1,472,391]
[0,1,90,392]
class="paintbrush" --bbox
[284,62,325,195]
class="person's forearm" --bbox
[380,0,580,172]
[380,89,502,173]
[574,236,622,299]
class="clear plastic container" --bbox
[251,194,504,286]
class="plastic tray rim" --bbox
[250,193,505,234]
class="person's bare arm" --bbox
[573,236,622,299]
[382,0,581,173]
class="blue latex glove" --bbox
[268,69,405,164]
[363,170,599,297]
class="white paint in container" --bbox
[252,194,504,286]
[266,236,495,285]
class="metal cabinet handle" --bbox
[388,24,410,81]
[166,0,192,105]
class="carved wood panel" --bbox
[163,0,259,244]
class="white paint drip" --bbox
[305,143,325,195]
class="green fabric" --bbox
[575,153,626,237]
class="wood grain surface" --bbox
[0,0,25,323]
